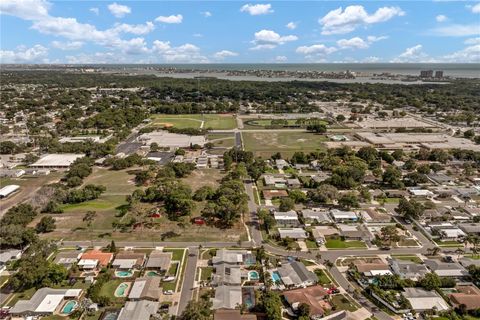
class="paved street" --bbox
[176,247,198,315]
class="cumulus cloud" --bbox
[0,44,48,63]
[152,40,208,62]
[89,7,99,15]
[275,55,288,62]
[250,29,297,50]
[107,2,130,18]
[201,11,212,17]
[296,44,337,55]
[430,24,480,36]
[0,0,50,20]
[465,37,480,45]
[286,22,297,30]
[471,3,480,13]
[319,5,405,35]
[436,14,447,22]
[155,14,183,24]
[213,50,238,59]
[442,43,480,62]
[66,52,118,64]
[363,56,380,62]
[112,22,155,35]
[392,44,428,62]
[336,36,387,49]
[240,3,273,16]
[51,40,83,50]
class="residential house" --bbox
[353,260,392,277]
[77,259,99,270]
[80,250,113,268]
[311,226,339,243]
[424,259,469,277]
[449,285,480,310]
[212,263,242,286]
[263,175,286,187]
[408,188,435,198]
[53,251,81,270]
[278,228,308,240]
[263,189,288,200]
[283,286,330,318]
[301,209,332,225]
[273,210,300,227]
[459,223,480,236]
[128,277,161,301]
[427,173,454,185]
[212,249,247,265]
[277,261,317,288]
[286,178,302,188]
[330,209,358,223]
[337,224,369,241]
[402,287,449,312]
[10,288,82,316]
[388,258,430,281]
[145,251,172,273]
[112,252,146,270]
[275,159,289,169]
[360,208,391,224]
[211,285,242,309]
[117,300,159,320]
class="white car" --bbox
[163,276,175,282]
[163,290,174,295]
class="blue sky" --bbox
[1,0,479,63]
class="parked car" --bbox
[163,290,174,295]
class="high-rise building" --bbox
[435,71,444,78]
[420,70,434,78]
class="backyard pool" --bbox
[242,287,256,310]
[115,282,130,297]
[271,271,282,283]
[61,300,77,314]
[102,311,119,320]
[146,271,160,277]
[115,270,133,278]
[248,270,260,281]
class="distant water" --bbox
[102,63,480,78]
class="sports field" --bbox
[150,114,236,130]
[243,118,328,129]
[243,131,328,158]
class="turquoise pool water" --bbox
[115,270,133,278]
[146,271,160,277]
[61,300,77,314]
[102,311,119,320]
[272,271,282,283]
[115,283,129,297]
[248,270,259,280]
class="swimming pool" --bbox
[61,300,77,314]
[115,270,133,278]
[271,271,282,283]
[115,283,130,297]
[248,270,259,281]
[146,271,160,277]
[102,311,119,320]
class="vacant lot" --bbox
[325,238,366,249]
[243,131,327,158]
[207,133,235,148]
[151,114,236,130]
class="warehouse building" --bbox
[0,184,20,198]
[30,154,85,168]
[138,131,206,148]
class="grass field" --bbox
[331,294,358,312]
[207,133,235,148]
[200,267,213,281]
[392,255,423,263]
[325,238,366,249]
[315,269,332,285]
[243,118,328,130]
[151,114,236,130]
[243,131,327,158]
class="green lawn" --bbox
[305,239,318,249]
[150,114,236,130]
[315,269,332,285]
[325,238,366,249]
[392,255,423,263]
[200,267,213,281]
[162,248,186,292]
[165,248,186,261]
[243,131,327,158]
[60,195,127,212]
[99,279,126,300]
[168,262,179,276]
[330,294,358,312]
[434,240,464,247]
[243,118,328,129]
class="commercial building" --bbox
[30,154,85,168]
[138,131,206,148]
[0,184,20,198]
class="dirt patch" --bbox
[158,122,174,127]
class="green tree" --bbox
[419,273,441,291]
[338,193,359,209]
[395,198,424,221]
[279,197,295,211]
[35,216,56,233]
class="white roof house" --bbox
[403,288,449,312]
[0,184,19,198]
[278,228,308,239]
[408,189,435,197]
[78,259,99,269]
[273,210,299,221]
[439,228,466,239]
[330,209,358,221]
[10,288,82,315]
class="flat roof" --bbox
[30,154,85,167]
[0,184,19,197]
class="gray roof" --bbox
[278,261,317,286]
[211,285,242,310]
[128,277,161,300]
[301,210,332,222]
[0,249,21,264]
[389,258,430,280]
[145,251,172,270]
[212,263,242,286]
[424,259,468,277]
[117,300,159,320]
[212,249,246,265]
[10,288,82,314]
[459,223,480,234]
[278,228,308,239]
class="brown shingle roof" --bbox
[283,285,330,316]
[450,285,480,310]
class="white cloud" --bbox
[286,22,297,30]
[363,56,380,62]
[112,22,155,35]
[250,29,297,50]
[430,24,480,36]
[155,14,183,24]
[275,55,288,62]
[319,5,405,35]
[296,44,337,55]
[107,3,130,18]
[66,52,118,64]
[51,40,83,50]
[336,35,387,49]
[213,50,238,59]
[0,44,48,63]
[240,3,273,16]
[193,33,203,38]
[201,11,212,17]
[152,40,208,63]
[436,14,447,22]
[465,37,480,45]
[0,0,50,20]
[89,7,99,15]
[471,3,480,13]
[442,43,480,62]
[392,44,428,62]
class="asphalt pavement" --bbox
[176,247,198,316]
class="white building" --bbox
[0,184,20,198]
